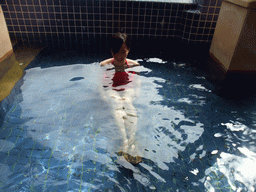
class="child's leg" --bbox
[104,89,130,152]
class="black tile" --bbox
[81,7,86,13]
[196,34,202,40]
[217,0,222,7]
[215,8,220,14]
[107,15,112,20]
[56,19,61,26]
[14,26,19,31]
[74,6,80,13]
[42,13,48,19]
[12,0,19,4]
[52,0,59,5]
[2,5,8,12]
[151,16,157,22]
[51,26,57,32]
[197,27,204,34]
[17,13,22,18]
[199,21,205,27]
[63,27,69,32]
[54,6,60,12]
[208,35,213,41]
[204,28,210,34]
[60,0,66,6]
[133,2,139,9]
[24,19,30,25]
[95,21,100,26]
[67,6,73,13]
[207,14,213,21]
[151,22,156,29]
[208,7,215,13]
[185,26,191,33]
[32,26,38,32]
[203,0,210,6]
[40,0,46,5]
[57,27,63,32]
[213,15,219,21]
[177,11,183,17]
[191,27,197,33]
[205,22,211,27]
[170,17,176,23]
[194,13,200,20]
[75,14,80,20]
[15,6,21,11]
[8,26,14,31]
[165,10,170,17]
[47,6,54,12]
[69,20,75,26]
[8,5,14,12]
[35,6,41,12]
[41,6,47,12]
[38,26,44,32]
[211,22,216,28]
[47,0,53,5]
[190,34,196,40]
[192,20,199,27]
[202,35,208,40]
[210,0,217,6]
[44,20,49,25]
[26,26,32,31]
[100,8,106,14]
[201,6,208,13]
[36,13,42,19]
[107,7,112,14]
[210,28,215,34]
[18,19,24,25]
[6,19,12,25]
[186,19,192,26]
[68,13,74,19]
[200,14,206,21]
[50,20,56,25]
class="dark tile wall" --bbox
[1,0,222,50]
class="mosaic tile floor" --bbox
[1,51,256,191]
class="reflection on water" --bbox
[1,53,256,191]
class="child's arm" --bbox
[100,58,113,66]
[127,59,140,67]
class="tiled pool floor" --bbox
[1,50,256,191]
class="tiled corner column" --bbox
[179,0,222,46]
[0,5,13,63]
[208,0,256,93]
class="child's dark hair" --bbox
[110,33,131,54]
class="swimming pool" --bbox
[1,49,256,191]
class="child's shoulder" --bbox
[126,59,140,67]
[100,58,113,66]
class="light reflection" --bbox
[204,147,256,191]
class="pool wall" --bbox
[1,0,222,55]
[0,5,13,63]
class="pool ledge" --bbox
[0,46,41,101]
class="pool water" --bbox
[1,50,256,191]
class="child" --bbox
[100,33,142,164]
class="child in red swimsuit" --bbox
[100,33,142,164]
[100,33,139,86]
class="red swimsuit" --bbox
[111,59,131,88]
[102,59,135,91]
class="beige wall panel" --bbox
[210,1,247,70]
[0,5,13,62]
[230,10,256,70]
